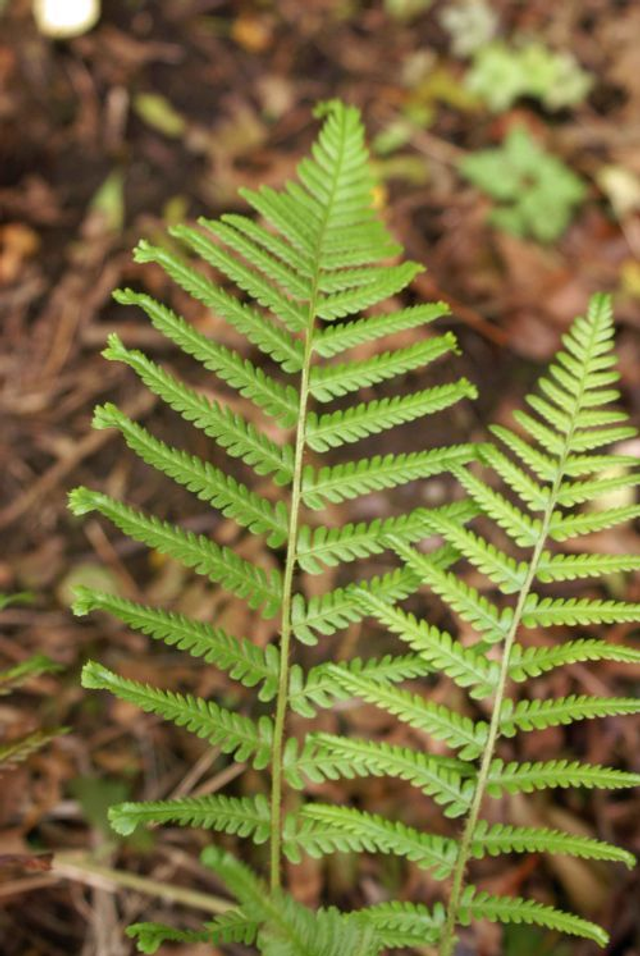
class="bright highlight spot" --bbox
[33,0,100,39]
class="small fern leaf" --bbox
[306,380,477,452]
[308,334,458,402]
[301,448,477,509]
[500,695,640,736]
[470,820,635,868]
[354,901,446,948]
[453,467,542,546]
[289,804,458,879]
[297,502,474,574]
[313,302,449,358]
[72,588,280,700]
[509,639,640,681]
[288,654,431,718]
[108,291,299,427]
[68,488,282,618]
[294,734,474,816]
[327,666,488,759]
[487,758,640,797]
[393,539,510,645]
[93,403,289,547]
[549,505,640,540]
[114,285,303,374]
[489,424,556,482]
[291,565,423,645]
[102,336,293,484]
[426,516,528,594]
[477,443,550,510]
[81,662,273,768]
[356,590,499,698]
[556,473,640,507]
[0,654,61,696]
[458,887,608,947]
[536,550,640,582]
[110,792,271,842]
[315,263,423,321]
[0,728,67,772]
[126,924,214,954]
[522,595,640,628]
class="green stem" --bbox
[439,323,597,956]
[269,327,315,891]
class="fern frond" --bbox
[328,666,488,759]
[308,334,458,402]
[549,505,640,540]
[81,662,273,768]
[72,588,280,700]
[458,887,608,947]
[288,804,458,879]
[522,595,640,628]
[110,792,271,842]
[500,695,640,736]
[354,901,446,948]
[470,820,635,867]
[102,336,294,483]
[426,516,528,593]
[114,285,303,374]
[476,443,550,510]
[288,654,431,718]
[356,590,499,698]
[556,473,640,507]
[297,501,474,573]
[106,295,299,426]
[393,539,510,645]
[313,302,449,357]
[93,403,289,547]
[453,467,542,546]
[306,380,476,452]
[68,488,282,618]
[489,424,556,481]
[290,735,473,816]
[486,758,640,797]
[509,639,640,681]
[536,550,640,582]
[301,447,476,509]
[291,566,421,645]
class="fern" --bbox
[349,293,639,953]
[70,99,478,949]
[0,651,66,773]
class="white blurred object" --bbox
[33,0,100,38]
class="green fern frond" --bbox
[453,467,542,546]
[555,472,640,507]
[354,900,446,948]
[499,695,640,736]
[470,820,635,867]
[536,550,640,582]
[101,337,294,484]
[308,334,458,402]
[93,403,289,547]
[509,639,640,681]
[297,501,475,573]
[110,792,271,842]
[306,380,477,452]
[288,654,431,718]
[328,666,488,759]
[424,516,528,593]
[81,662,273,768]
[458,887,609,947]
[393,539,511,645]
[356,590,499,698]
[288,804,458,879]
[486,758,640,797]
[68,488,282,618]
[72,588,280,700]
[548,504,640,540]
[288,735,473,816]
[313,302,448,357]
[522,595,640,627]
[301,447,476,509]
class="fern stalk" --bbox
[439,301,618,956]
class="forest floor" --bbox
[0,1,639,954]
